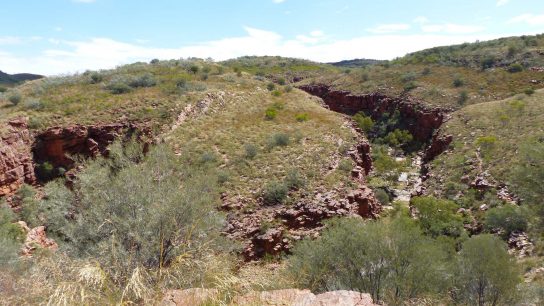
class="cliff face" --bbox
[298,84,449,142]
[0,118,36,196]
[33,122,147,169]
[0,120,149,198]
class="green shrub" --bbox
[277,78,286,85]
[288,217,450,304]
[422,67,431,75]
[384,129,413,148]
[284,85,293,93]
[23,98,44,110]
[106,77,132,94]
[271,90,282,97]
[524,88,535,95]
[485,205,528,237]
[453,76,464,87]
[35,162,57,181]
[338,159,354,172]
[507,63,523,73]
[453,235,520,305]
[89,72,103,84]
[265,107,277,120]
[267,82,275,91]
[199,151,217,164]
[244,143,258,159]
[8,92,22,105]
[403,81,417,92]
[0,86,7,93]
[150,58,160,64]
[129,73,157,88]
[189,65,199,74]
[412,196,464,237]
[262,181,288,205]
[481,56,495,70]
[284,169,305,190]
[270,133,290,147]
[476,135,497,154]
[374,188,390,205]
[352,112,374,132]
[295,113,309,122]
[458,90,469,105]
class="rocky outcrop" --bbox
[162,288,378,306]
[298,84,449,142]
[347,186,381,218]
[33,122,149,170]
[349,140,372,175]
[0,118,36,196]
[18,221,58,256]
[423,133,453,162]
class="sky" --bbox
[1,0,543,75]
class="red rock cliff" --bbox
[0,118,36,196]
[298,84,448,142]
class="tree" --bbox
[38,142,226,284]
[288,217,450,304]
[412,196,464,237]
[453,234,520,306]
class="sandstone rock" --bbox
[508,231,534,258]
[19,222,58,256]
[163,288,379,306]
[0,118,36,197]
[347,186,380,218]
[33,122,149,169]
[161,288,219,306]
[423,133,453,162]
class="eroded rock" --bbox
[0,118,36,197]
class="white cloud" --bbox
[367,24,411,34]
[508,13,544,25]
[413,16,429,24]
[310,30,324,37]
[421,23,485,34]
[0,36,23,45]
[0,27,537,75]
[497,0,509,6]
[73,0,96,3]
[272,0,285,3]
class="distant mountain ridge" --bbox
[0,70,43,85]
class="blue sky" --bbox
[1,0,543,75]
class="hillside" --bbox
[0,70,43,86]
[0,33,543,305]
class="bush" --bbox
[8,92,22,105]
[476,135,497,154]
[288,217,450,304]
[262,181,288,205]
[481,56,495,70]
[384,129,413,148]
[36,143,227,284]
[353,112,374,133]
[507,63,523,73]
[485,205,528,237]
[150,58,160,64]
[129,73,157,88]
[295,113,309,122]
[269,133,290,147]
[412,196,464,237]
[284,169,305,190]
[271,90,282,97]
[267,82,275,91]
[374,188,390,205]
[284,85,293,93]
[265,107,277,120]
[89,72,103,84]
[23,98,44,110]
[453,234,520,305]
[244,143,258,159]
[524,88,535,95]
[189,65,199,74]
[422,67,431,75]
[106,77,132,94]
[453,76,464,87]
[458,90,469,105]
[277,78,286,85]
[0,86,7,93]
[338,159,354,172]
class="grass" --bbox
[425,89,544,201]
[165,80,356,206]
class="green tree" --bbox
[353,112,374,133]
[288,217,450,304]
[453,234,520,306]
[412,196,464,237]
[485,205,528,238]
